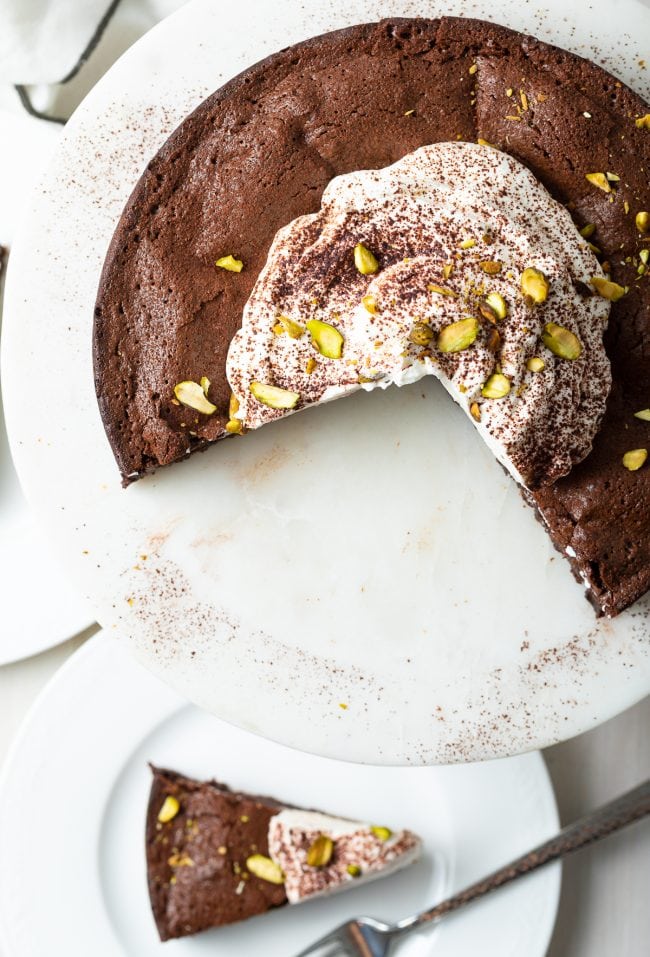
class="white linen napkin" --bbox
[0,0,117,85]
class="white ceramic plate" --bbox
[0,112,92,665]
[2,0,650,761]
[0,633,560,956]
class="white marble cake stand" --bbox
[2,0,649,763]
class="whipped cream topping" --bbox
[267,809,421,904]
[226,142,611,487]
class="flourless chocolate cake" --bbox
[146,766,420,940]
[94,18,650,616]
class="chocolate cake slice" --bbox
[94,18,650,615]
[146,766,421,941]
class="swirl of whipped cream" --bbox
[226,142,612,487]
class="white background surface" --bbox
[0,0,648,953]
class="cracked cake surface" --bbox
[94,17,650,616]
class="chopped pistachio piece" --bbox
[622,449,648,471]
[158,795,180,824]
[437,316,479,353]
[410,321,434,346]
[479,301,497,323]
[636,211,649,234]
[371,826,392,842]
[427,283,458,297]
[277,315,305,338]
[579,223,596,239]
[483,292,508,320]
[229,392,240,419]
[246,854,285,884]
[200,376,210,396]
[470,401,481,422]
[307,319,344,359]
[542,322,582,360]
[591,276,627,301]
[634,409,650,422]
[306,835,334,868]
[640,250,649,266]
[605,171,620,182]
[442,263,454,279]
[249,381,300,410]
[174,380,217,415]
[362,294,378,314]
[520,267,549,304]
[225,418,243,434]
[459,238,476,249]
[477,137,494,147]
[354,243,379,275]
[585,172,611,193]
[635,114,650,130]
[305,357,317,374]
[347,864,362,878]
[215,254,243,272]
[481,373,511,399]
[479,260,502,274]
[527,356,545,372]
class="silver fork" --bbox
[294,778,650,957]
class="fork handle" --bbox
[406,778,650,929]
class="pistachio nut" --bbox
[174,380,217,415]
[591,276,627,301]
[527,356,545,372]
[215,254,243,272]
[437,316,479,353]
[307,319,344,359]
[622,449,648,471]
[479,261,502,274]
[585,172,611,193]
[277,315,305,338]
[354,243,379,275]
[306,835,334,868]
[370,826,392,842]
[157,795,180,824]
[246,854,285,884]
[249,381,300,410]
[520,267,549,304]
[541,322,582,360]
[481,373,511,399]
[410,322,434,346]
